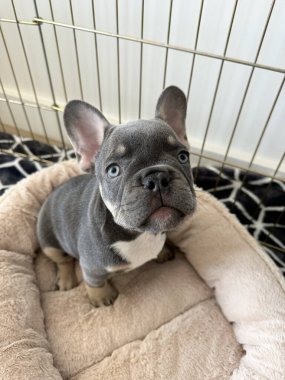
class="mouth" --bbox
[142,206,185,233]
[149,206,182,222]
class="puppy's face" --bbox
[63,86,196,233]
[96,119,196,233]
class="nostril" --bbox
[144,180,156,191]
[142,171,171,192]
[160,177,169,188]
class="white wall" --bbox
[0,0,284,177]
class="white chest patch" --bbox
[111,232,166,270]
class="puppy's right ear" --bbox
[64,100,110,171]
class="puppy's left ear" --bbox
[155,86,188,145]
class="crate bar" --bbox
[0,115,6,132]
[261,242,285,254]
[11,0,50,145]
[190,150,284,182]
[49,0,68,103]
[1,17,282,75]
[264,205,285,247]
[138,0,144,119]
[186,0,204,103]
[250,151,285,223]
[264,210,285,247]
[33,0,67,155]
[194,0,238,180]
[213,0,276,191]
[0,26,35,140]
[229,151,285,248]
[115,0,121,124]
[162,0,173,89]
[0,77,23,143]
[0,97,59,111]
[92,0,102,111]
[69,0,84,100]
[232,74,285,206]
[0,18,37,25]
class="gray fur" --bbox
[37,86,196,288]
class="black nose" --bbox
[142,171,171,193]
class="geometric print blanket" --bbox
[193,166,285,275]
[0,130,284,275]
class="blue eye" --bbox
[178,151,189,164]
[107,164,120,178]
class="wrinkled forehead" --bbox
[104,119,184,154]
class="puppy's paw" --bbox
[85,281,118,307]
[57,271,78,291]
[156,243,175,263]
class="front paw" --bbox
[57,262,78,290]
[57,273,78,291]
[85,281,118,307]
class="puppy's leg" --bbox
[156,240,176,263]
[43,247,78,291]
[85,281,118,307]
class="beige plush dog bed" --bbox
[0,161,284,379]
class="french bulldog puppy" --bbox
[37,86,196,307]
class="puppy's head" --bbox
[64,86,196,233]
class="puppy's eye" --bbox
[178,151,189,164]
[107,164,120,178]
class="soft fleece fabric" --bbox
[0,161,284,379]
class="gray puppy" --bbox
[37,86,196,307]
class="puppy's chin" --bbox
[141,207,185,234]
[112,203,194,234]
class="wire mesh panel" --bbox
[0,0,284,265]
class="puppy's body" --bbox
[38,173,165,286]
[37,86,196,306]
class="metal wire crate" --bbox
[0,0,284,262]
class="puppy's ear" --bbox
[64,100,110,171]
[155,86,188,145]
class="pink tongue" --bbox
[150,207,174,221]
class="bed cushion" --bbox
[0,161,284,379]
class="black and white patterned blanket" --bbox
[1,131,284,275]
